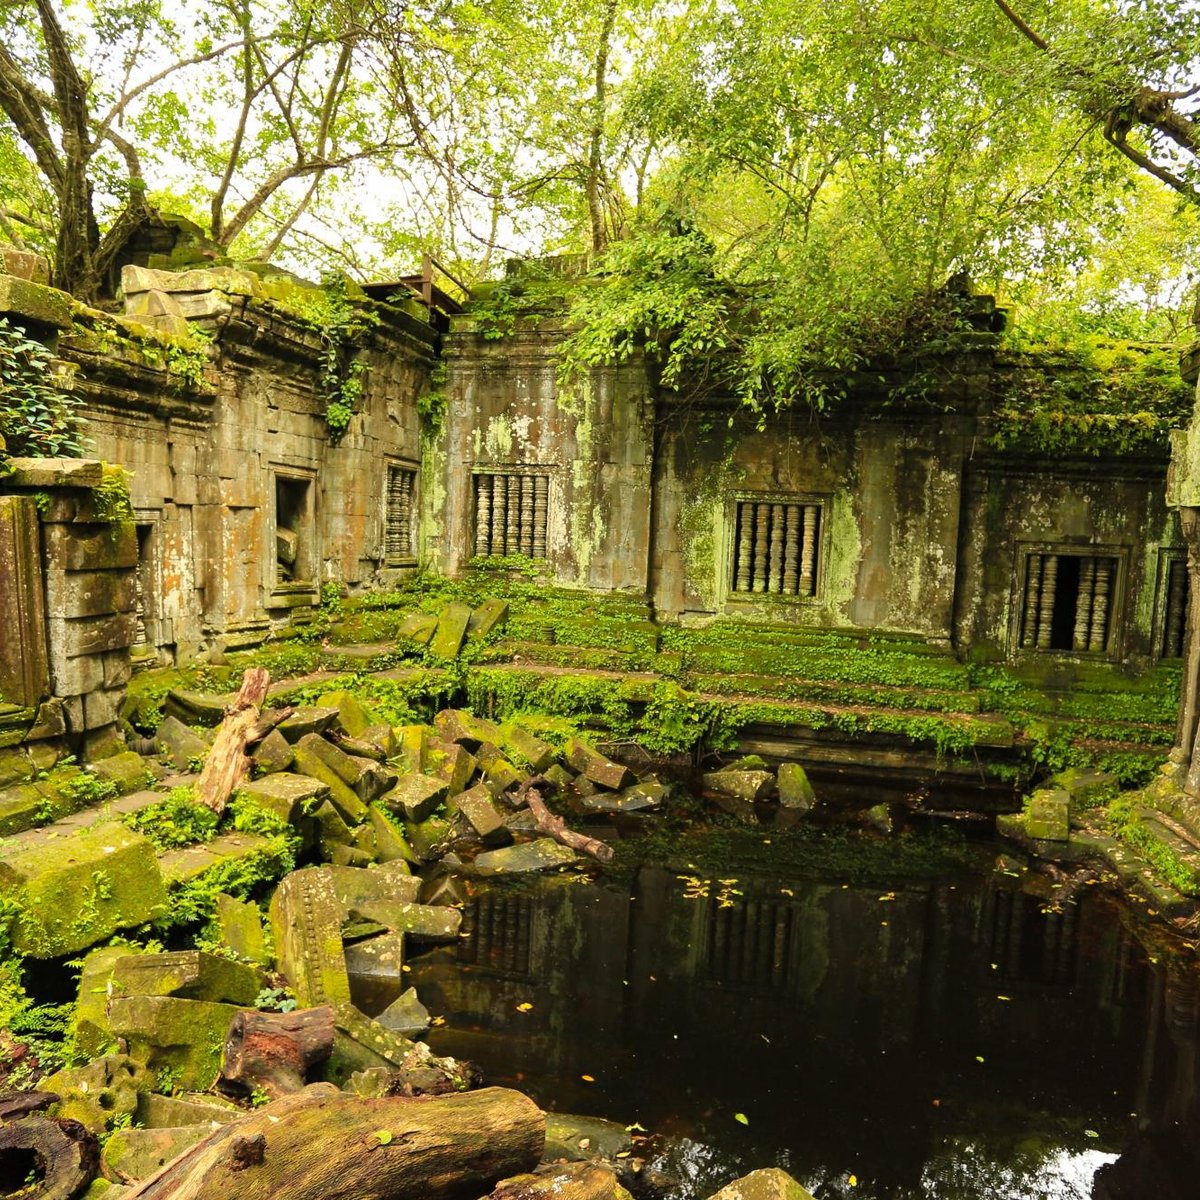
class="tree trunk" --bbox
[0,1116,98,1200]
[221,1005,335,1099]
[194,668,271,814]
[125,1086,545,1200]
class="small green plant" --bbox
[125,786,220,850]
[249,1085,272,1107]
[0,317,85,460]
[254,985,297,1013]
[62,771,120,806]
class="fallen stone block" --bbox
[428,739,478,794]
[565,739,633,791]
[110,950,264,1006]
[344,933,407,1012]
[702,768,774,802]
[577,790,658,815]
[501,724,557,773]
[313,689,378,738]
[163,689,230,728]
[473,838,580,875]
[449,784,510,844]
[292,734,370,823]
[0,823,168,956]
[214,892,271,965]
[155,716,210,771]
[301,730,394,801]
[434,709,503,748]
[277,706,340,742]
[1026,788,1070,841]
[467,599,509,640]
[396,724,429,772]
[236,771,328,824]
[269,867,352,1008]
[490,1162,632,1200]
[0,779,76,836]
[777,762,816,811]
[707,1168,817,1200]
[1052,767,1119,810]
[376,987,430,1038]
[74,945,138,1059]
[383,773,448,822]
[44,1055,150,1135]
[107,994,246,1090]
[476,744,527,794]
[329,843,374,867]
[157,832,278,889]
[369,804,416,864]
[404,814,455,863]
[251,727,294,775]
[89,751,159,795]
[347,900,462,941]
[312,799,356,854]
[102,1124,211,1185]
[398,612,438,645]
[320,862,421,907]
[543,1113,634,1162]
[429,602,473,659]
[359,724,400,760]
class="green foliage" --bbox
[94,464,134,524]
[418,362,449,440]
[0,959,80,1078]
[1107,795,1200,896]
[311,276,377,443]
[254,985,297,1013]
[61,770,120,806]
[0,317,84,460]
[125,786,219,851]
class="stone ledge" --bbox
[0,273,72,330]
[1,458,104,488]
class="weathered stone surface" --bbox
[292,734,370,823]
[163,689,230,727]
[376,987,431,1037]
[107,995,245,1090]
[312,798,356,853]
[121,264,258,298]
[321,862,421,907]
[317,689,380,738]
[477,743,526,794]
[89,751,156,795]
[707,1169,817,1200]
[251,727,294,774]
[268,867,352,1007]
[44,1055,150,1134]
[102,1123,211,1184]
[429,602,473,659]
[474,838,579,875]
[397,612,438,645]
[435,708,503,747]
[347,900,462,941]
[157,832,276,887]
[542,763,575,790]
[543,1114,634,1163]
[136,1091,240,1129]
[777,762,817,811]
[344,932,406,981]
[404,814,455,862]
[328,843,374,867]
[328,1002,417,1080]
[237,771,328,823]
[467,598,510,640]
[370,804,416,864]
[1026,788,1070,841]
[428,739,478,794]
[0,823,168,956]
[491,1162,633,1200]
[214,892,271,965]
[0,779,73,836]
[74,944,137,1059]
[0,274,72,327]
[501,724,557,772]
[43,520,138,573]
[565,739,633,791]
[277,706,340,742]
[110,950,264,1006]
[577,790,657,815]
[396,724,429,771]
[702,768,773,802]
[1052,767,1118,809]
[359,723,400,760]
[383,773,449,822]
[155,715,210,771]
[449,784,510,843]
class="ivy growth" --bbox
[0,317,84,461]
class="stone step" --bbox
[0,781,187,850]
[1136,815,1200,893]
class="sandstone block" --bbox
[107,994,245,1090]
[268,867,351,1007]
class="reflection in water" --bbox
[404,850,1200,1200]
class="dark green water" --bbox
[404,828,1200,1200]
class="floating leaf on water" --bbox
[579,1138,591,1149]
[780,887,794,897]
[996,995,1011,1001]
[430,1016,446,1026]
[848,1175,858,1187]
[516,1002,533,1012]
[581,1074,596,1083]
[975,1056,986,1064]
[1084,1129,1099,1138]
[373,1130,393,1145]
[616,1150,632,1159]
[733,1112,749,1125]
[625,1123,647,1133]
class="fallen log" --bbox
[194,668,271,814]
[247,705,297,746]
[0,1116,98,1200]
[519,779,614,864]
[220,1005,335,1099]
[126,1085,545,1200]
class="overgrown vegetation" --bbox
[0,317,83,460]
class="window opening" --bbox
[474,472,548,558]
[732,500,821,597]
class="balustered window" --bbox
[731,498,823,597]
[384,465,417,564]
[473,471,549,558]
[704,896,794,992]
[1160,555,1189,659]
[1019,551,1120,653]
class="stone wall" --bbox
[0,459,138,758]
[2,267,440,663]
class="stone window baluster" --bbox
[1022,554,1043,648]
[518,476,535,556]
[768,504,785,593]
[1089,558,1112,651]
[1072,557,1096,651]
[782,504,800,594]
[752,503,770,592]
[532,476,548,558]
[475,476,491,556]
[1036,555,1058,649]
[800,505,819,596]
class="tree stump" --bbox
[126,1086,545,1200]
[0,1116,98,1200]
[221,1005,335,1099]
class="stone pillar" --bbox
[0,494,50,708]
[3,459,139,753]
